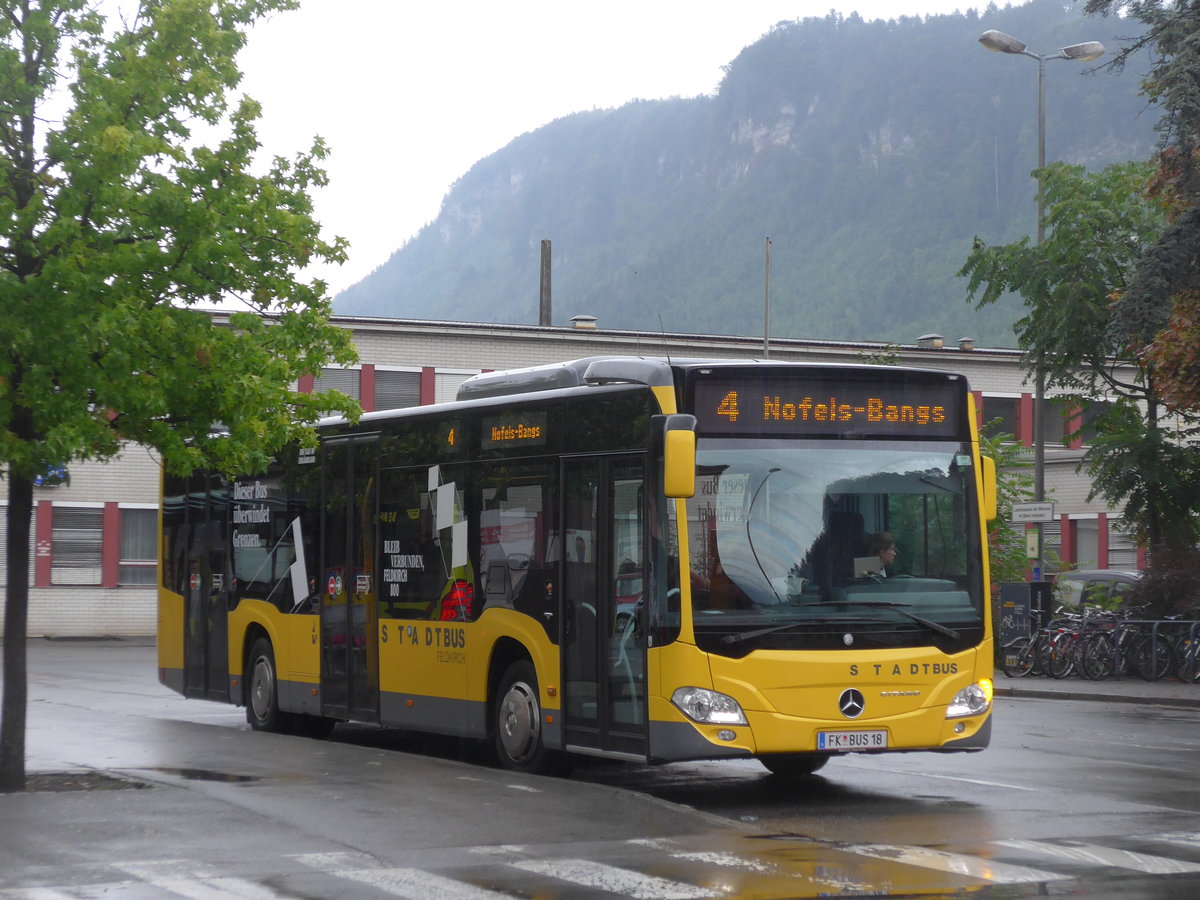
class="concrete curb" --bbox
[994,680,1200,710]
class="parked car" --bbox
[1053,568,1141,610]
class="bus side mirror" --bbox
[981,454,998,522]
[660,414,696,499]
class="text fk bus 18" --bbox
[158,356,998,776]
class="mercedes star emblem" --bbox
[839,688,866,719]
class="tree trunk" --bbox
[0,467,33,792]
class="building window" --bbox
[435,371,478,404]
[119,508,158,585]
[374,369,421,410]
[1077,400,1113,446]
[1041,397,1070,446]
[51,506,103,585]
[312,366,360,399]
[311,367,360,415]
[981,396,1018,440]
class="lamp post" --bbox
[977,29,1104,581]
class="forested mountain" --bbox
[334,0,1157,347]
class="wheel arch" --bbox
[239,621,273,708]
[487,636,536,720]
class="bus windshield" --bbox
[683,438,985,656]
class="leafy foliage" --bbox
[979,422,1035,587]
[1144,292,1200,411]
[1,0,358,482]
[1125,545,1200,618]
[336,0,1156,348]
[961,161,1165,395]
[960,156,1200,559]
[1084,0,1200,405]
[1082,400,1200,551]
[1,0,357,791]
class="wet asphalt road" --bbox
[4,637,1200,898]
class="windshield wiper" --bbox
[824,600,960,640]
[719,601,959,645]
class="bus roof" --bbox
[455,356,967,402]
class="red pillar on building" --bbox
[1017,392,1034,446]
[102,502,120,588]
[359,364,376,413]
[298,373,314,393]
[420,367,436,405]
[1058,514,1075,567]
[1096,512,1109,569]
[34,500,53,587]
[1066,405,1083,450]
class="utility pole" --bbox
[763,237,771,358]
[539,239,552,326]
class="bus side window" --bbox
[378,468,442,621]
[475,459,558,638]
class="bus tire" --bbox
[760,753,831,778]
[493,660,550,773]
[246,638,289,733]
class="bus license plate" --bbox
[818,730,888,751]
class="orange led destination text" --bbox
[761,394,946,427]
[489,423,543,442]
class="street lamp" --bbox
[977,29,1104,581]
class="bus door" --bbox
[561,455,648,758]
[183,473,230,701]
[320,434,381,723]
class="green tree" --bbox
[979,423,1035,588]
[1083,0,1200,386]
[1079,0,1200,615]
[1,0,358,792]
[959,161,1200,558]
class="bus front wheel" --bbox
[246,638,288,732]
[493,661,549,773]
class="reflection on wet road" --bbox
[16,641,1200,900]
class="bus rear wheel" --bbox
[760,753,831,778]
[246,638,289,733]
[493,661,550,773]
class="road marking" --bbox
[625,837,774,872]
[294,852,509,899]
[627,837,675,849]
[510,858,724,899]
[842,844,1072,884]
[469,845,528,856]
[1138,831,1200,848]
[671,850,777,873]
[290,851,374,868]
[112,861,286,899]
[838,762,1038,791]
[325,868,511,899]
[995,839,1200,874]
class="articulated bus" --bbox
[158,356,997,776]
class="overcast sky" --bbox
[228,1,989,295]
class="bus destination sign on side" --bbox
[694,376,962,438]
[481,410,548,450]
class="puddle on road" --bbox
[149,767,261,783]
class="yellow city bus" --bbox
[158,356,997,776]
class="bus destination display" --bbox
[694,376,962,438]
[481,410,548,449]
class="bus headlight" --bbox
[671,686,748,726]
[946,679,992,719]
